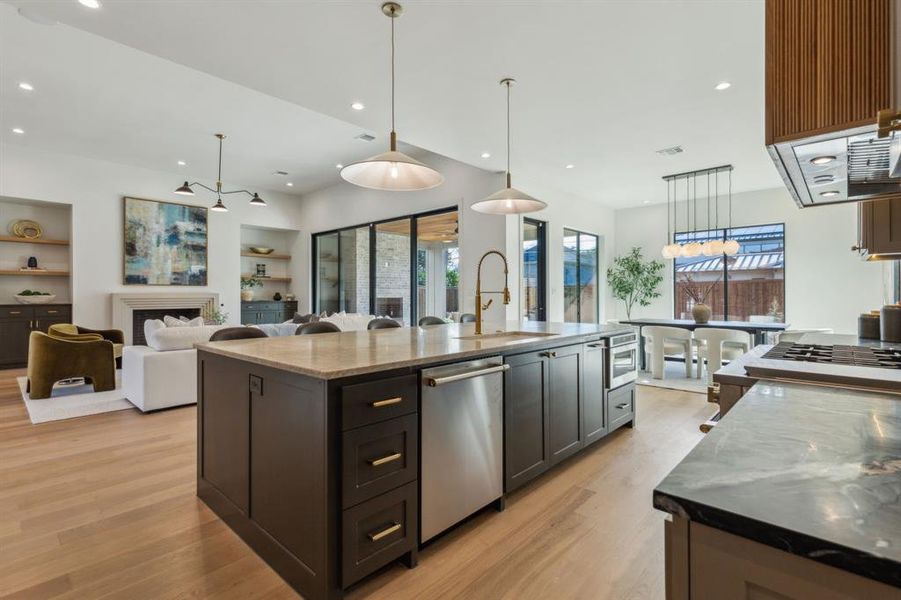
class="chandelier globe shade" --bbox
[707,239,725,255]
[339,2,443,191]
[723,239,741,255]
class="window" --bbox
[522,218,546,321]
[563,228,599,323]
[312,208,458,323]
[674,224,785,322]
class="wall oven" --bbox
[607,331,638,389]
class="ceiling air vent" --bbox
[355,133,376,142]
[656,145,684,156]
[272,170,289,176]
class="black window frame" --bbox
[523,217,547,322]
[562,227,600,324]
[311,206,458,324]
[672,221,786,322]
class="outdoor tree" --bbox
[607,247,664,320]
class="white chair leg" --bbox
[652,336,665,380]
[683,341,692,378]
[696,348,703,379]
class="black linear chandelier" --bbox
[174,133,265,212]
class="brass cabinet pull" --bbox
[616,402,629,410]
[541,351,557,358]
[368,452,402,466]
[46,310,58,314]
[368,522,401,542]
[9,310,21,315]
[370,397,402,408]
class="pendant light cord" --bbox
[390,9,396,137]
[505,79,512,187]
[217,135,223,197]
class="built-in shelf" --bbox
[241,252,291,260]
[242,275,292,283]
[0,270,70,277]
[0,235,70,246]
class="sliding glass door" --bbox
[312,208,459,324]
[523,218,546,321]
[563,228,599,324]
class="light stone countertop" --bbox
[195,321,632,379]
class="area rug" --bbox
[17,372,134,424]
[637,361,709,395]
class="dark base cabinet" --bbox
[197,352,417,600]
[504,340,634,494]
[0,304,72,368]
[240,300,298,325]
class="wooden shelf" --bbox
[241,252,291,260]
[242,275,291,283]
[0,270,70,277]
[0,235,69,246]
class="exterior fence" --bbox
[675,279,784,322]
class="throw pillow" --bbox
[163,315,186,327]
[292,312,320,324]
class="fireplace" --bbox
[111,292,219,345]
[376,297,404,320]
[132,308,201,346]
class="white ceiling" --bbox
[1,0,783,208]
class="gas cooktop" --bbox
[762,342,901,370]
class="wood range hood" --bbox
[765,0,901,208]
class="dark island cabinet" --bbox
[0,304,72,368]
[547,344,584,466]
[582,341,607,446]
[503,350,551,493]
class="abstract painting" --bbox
[123,197,208,285]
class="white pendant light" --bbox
[471,78,547,214]
[340,3,443,191]
[722,167,740,255]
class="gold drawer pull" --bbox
[368,452,402,467]
[370,397,402,408]
[9,311,21,315]
[368,522,401,542]
[46,310,58,314]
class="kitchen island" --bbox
[195,321,636,599]
[655,381,901,599]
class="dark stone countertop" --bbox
[654,381,901,588]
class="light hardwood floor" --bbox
[0,368,711,600]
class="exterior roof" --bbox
[675,252,784,273]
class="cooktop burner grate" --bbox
[762,342,901,369]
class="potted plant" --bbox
[678,272,722,324]
[240,276,262,301]
[607,247,664,320]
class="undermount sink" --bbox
[454,331,560,341]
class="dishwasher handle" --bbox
[425,363,510,387]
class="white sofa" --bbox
[123,323,228,412]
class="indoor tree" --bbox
[607,247,664,320]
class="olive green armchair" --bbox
[48,323,124,368]
[26,331,117,399]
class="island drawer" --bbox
[342,413,418,508]
[608,383,635,430]
[341,480,417,588]
[341,373,418,430]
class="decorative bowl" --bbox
[15,294,57,304]
[249,247,274,255]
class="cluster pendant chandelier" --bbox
[471,79,546,214]
[174,133,265,212]
[340,2,444,191]
[661,165,739,259]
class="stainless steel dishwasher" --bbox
[420,356,507,542]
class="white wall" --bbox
[0,143,304,328]
[613,187,887,333]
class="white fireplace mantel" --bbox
[111,292,219,344]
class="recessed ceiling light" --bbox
[565,164,574,169]
[643,200,651,204]
[286,182,294,187]
[481,152,491,159]
[11,128,24,134]
[810,155,836,165]
[351,102,365,111]
[820,190,840,197]
[177,160,186,166]
[715,81,731,91]
[18,82,34,91]
[78,0,102,8]
[336,163,344,169]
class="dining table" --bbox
[619,318,789,371]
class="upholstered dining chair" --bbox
[418,316,446,326]
[209,327,269,341]
[48,323,124,368]
[693,328,751,384]
[642,325,694,379]
[367,318,402,330]
[296,321,342,335]
[459,313,477,323]
[26,331,116,399]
